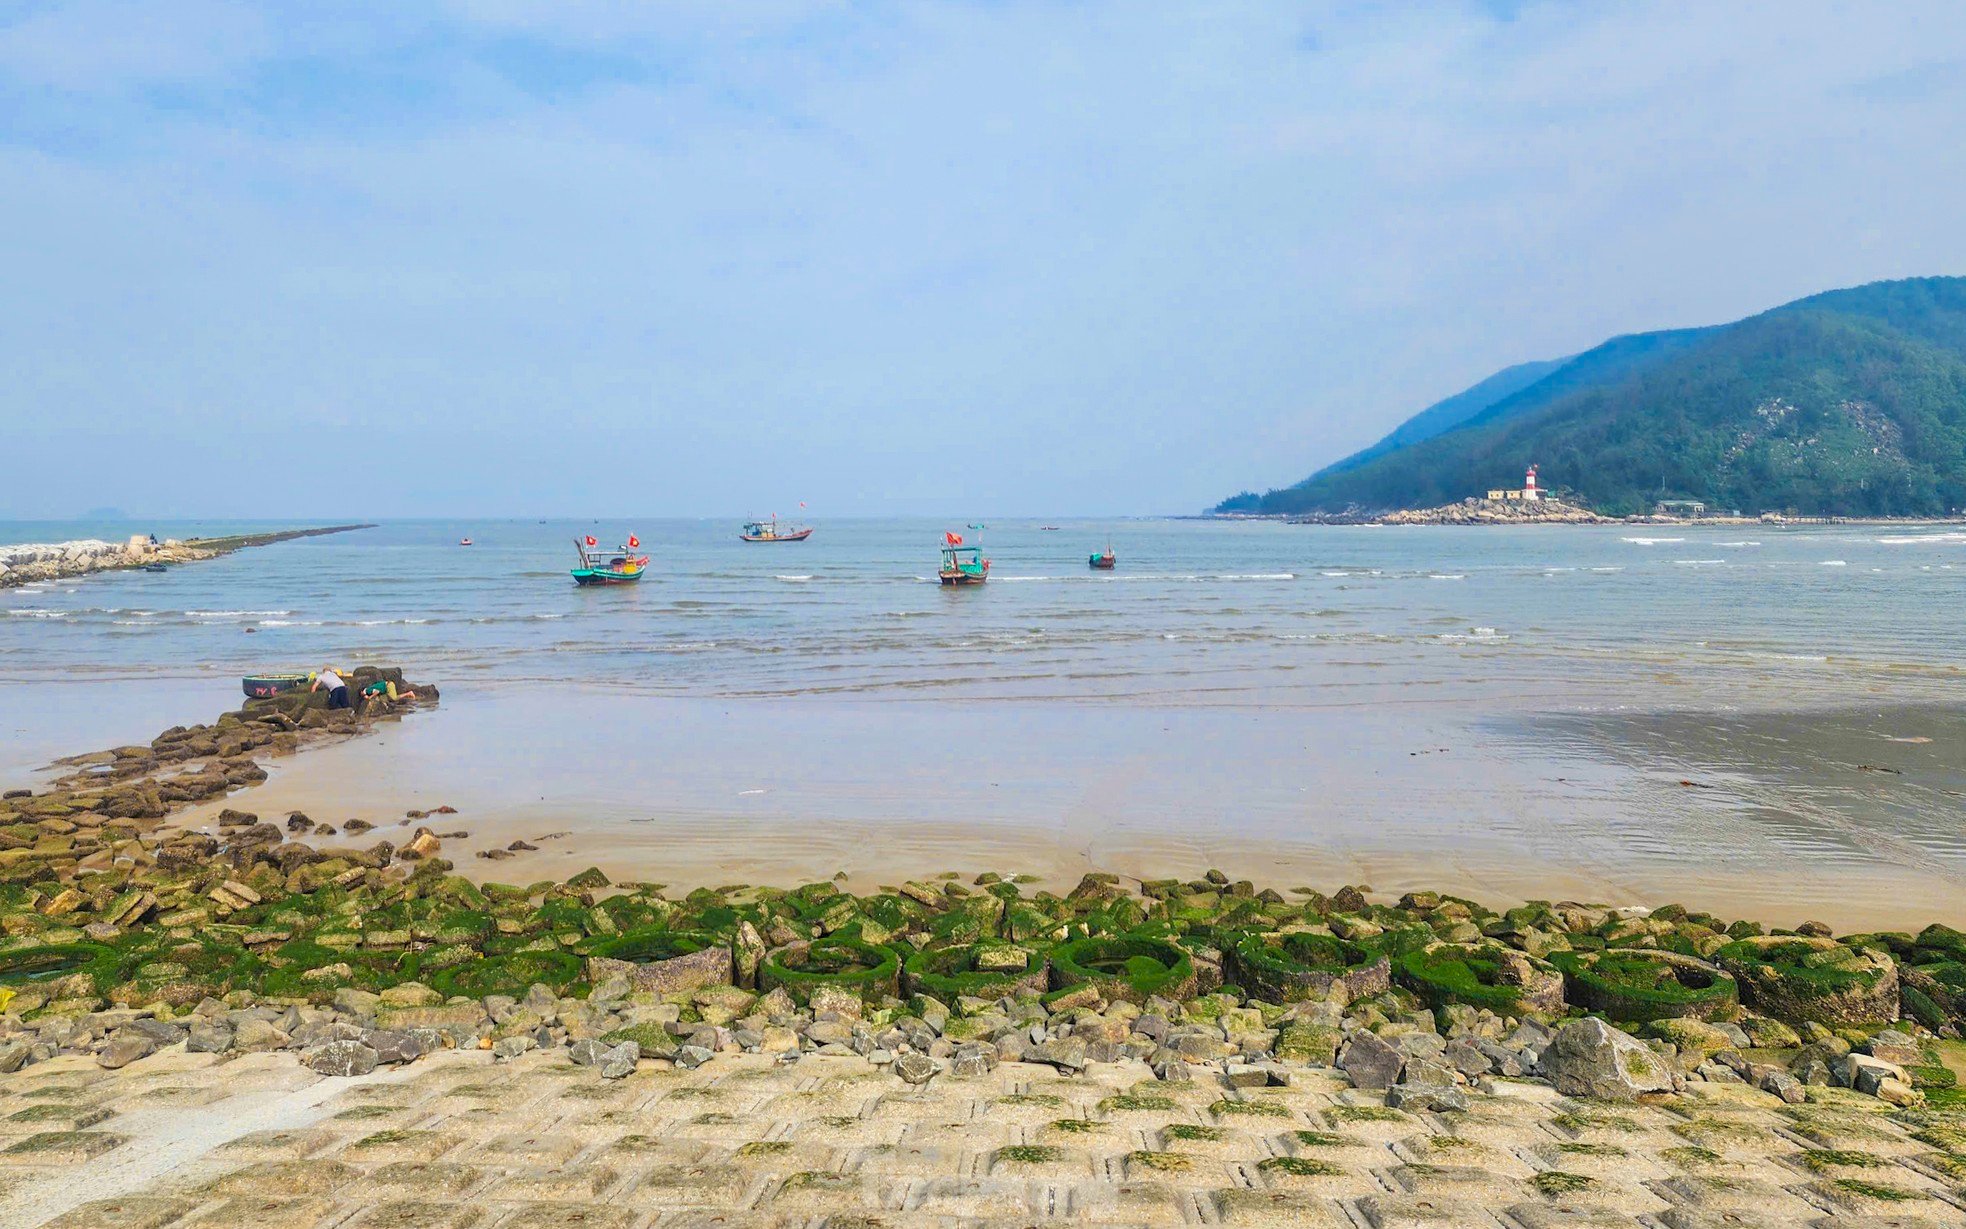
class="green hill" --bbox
[1220,276,1966,517]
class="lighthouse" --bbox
[1523,464,1541,502]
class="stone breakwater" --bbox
[1376,497,1610,526]
[5,697,1966,1225]
[0,524,371,589]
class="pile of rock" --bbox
[1378,498,1609,526]
[0,536,192,588]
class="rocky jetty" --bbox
[0,524,370,589]
[1376,497,1610,525]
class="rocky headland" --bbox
[1373,497,1611,526]
[4,688,1966,1225]
[0,524,372,589]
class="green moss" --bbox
[903,941,1047,1002]
[996,1145,1062,1165]
[1047,1118,1101,1134]
[999,1094,1067,1108]
[1095,1093,1174,1113]
[1531,1171,1594,1196]
[1292,1129,1354,1147]
[1661,1146,1724,1167]
[1551,948,1738,1023]
[1557,1142,1627,1157]
[1209,1098,1288,1118]
[758,937,900,1004]
[1800,1148,1887,1171]
[1163,1124,1224,1142]
[1394,944,1557,1014]
[331,1105,403,1121]
[736,1140,792,1157]
[1047,936,1195,1004]
[1259,1156,1340,1177]
[1832,1178,1923,1202]
[1228,931,1386,1004]
[1327,1105,1406,1124]
[1128,1150,1193,1172]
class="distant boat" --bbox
[571,535,648,586]
[459,537,474,547]
[938,530,989,586]
[141,563,170,573]
[1088,547,1116,570]
[740,516,813,543]
[1040,525,1061,531]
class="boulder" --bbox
[894,1052,937,1085]
[1337,1030,1405,1091]
[1541,1018,1681,1100]
[305,1040,380,1077]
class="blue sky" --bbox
[3,1,1963,518]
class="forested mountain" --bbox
[1219,277,1966,517]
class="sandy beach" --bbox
[143,684,1966,931]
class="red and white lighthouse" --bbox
[1523,464,1540,502]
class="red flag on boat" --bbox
[585,536,597,547]
[945,531,962,546]
[627,534,640,548]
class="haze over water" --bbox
[5,517,1964,928]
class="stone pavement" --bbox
[2,1048,1964,1228]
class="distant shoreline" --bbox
[1206,507,1966,528]
[0,523,372,590]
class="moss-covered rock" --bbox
[1227,930,1390,1005]
[1714,936,1899,1027]
[902,941,1047,1004]
[1552,948,1739,1023]
[758,938,900,1004]
[1047,936,1196,1006]
[1395,943,1564,1016]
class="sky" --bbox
[2,1,1964,519]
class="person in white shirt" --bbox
[311,667,350,710]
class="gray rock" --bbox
[1864,1029,1921,1066]
[303,1039,379,1077]
[1791,1050,1833,1086]
[1442,1038,1493,1076]
[569,1038,609,1067]
[1386,1079,1469,1112]
[1759,1071,1807,1104]
[1031,1035,1088,1073]
[598,1042,639,1079]
[362,1030,422,1065]
[97,1031,155,1069]
[0,1040,32,1074]
[491,1035,535,1060]
[894,1052,937,1085]
[675,1045,715,1069]
[127,1018,187,1046]
[1224,1062,1269,1089]
[185,1023,233,1054]
[1541,1018,1680,1101]
[1337,1030,1405,1091]
[233,1017,291,1052]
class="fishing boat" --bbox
[459,537,473,547]
[1088,542,1116,570]
[141,563,169,573]
[571,535,649,586]
[739,516,813,543]
[937,530,989,586]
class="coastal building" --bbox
[1486,464,1544,503]
[1655,499,1708,517]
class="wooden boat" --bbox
[242,672,310,698]
[1088,549,1116,570]
[141,563,169,573]
[740,517,813,543]
[459,537,473,547]
[938,531,989,585]
[571,535,648,586]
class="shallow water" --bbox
[6,517,1965,925]
[4,517,1963,711]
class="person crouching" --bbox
[311,666,350,710]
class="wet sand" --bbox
[158,683,1966,931]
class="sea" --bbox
[4,517,1964,926]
